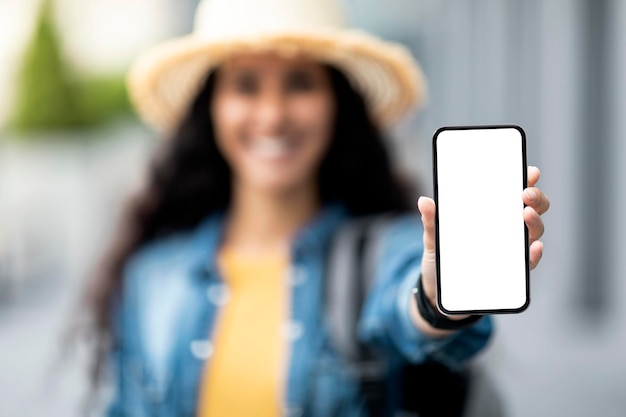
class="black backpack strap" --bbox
[324,215,392,416]
[325,215,475,417]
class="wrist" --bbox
[413,273,483,330]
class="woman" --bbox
[87,0,550,416]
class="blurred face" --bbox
[211,53,336,194]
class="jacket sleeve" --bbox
[357,214,493,371]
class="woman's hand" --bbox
[411,166,550,336]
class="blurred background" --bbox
[0,0,624,416]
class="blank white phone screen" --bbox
[434,127,528,313]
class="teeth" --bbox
[251,137,292,159]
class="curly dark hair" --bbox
[85,65,416,388]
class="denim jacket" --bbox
[107,204,492,417]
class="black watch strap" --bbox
[412,274,483,330]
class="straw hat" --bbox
[128,0,427,134]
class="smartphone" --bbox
[433,125,529,315]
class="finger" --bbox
[417,196,436,252]
[527,166,540,187]
[529,240,544,270]
[524,206,544,242]
[523,187,551,215]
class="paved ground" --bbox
[0,279,94,417]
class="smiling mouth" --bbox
[247,136,300,160]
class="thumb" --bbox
[417,196,436,252]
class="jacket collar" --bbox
[187,203,348,280]
[290,203,347,256]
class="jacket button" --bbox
[287,265,307,286]
[283,321,304,342]
[146,384,164,403]
[206,283,230,306]
[190,340,214,360]
[285,406,303,417]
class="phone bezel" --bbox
[432,124,530,315]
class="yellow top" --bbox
[197,246,289,417]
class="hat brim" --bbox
[128,30,427,134]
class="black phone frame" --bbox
[432,124,530,315]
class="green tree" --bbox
[8,0,131,136]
